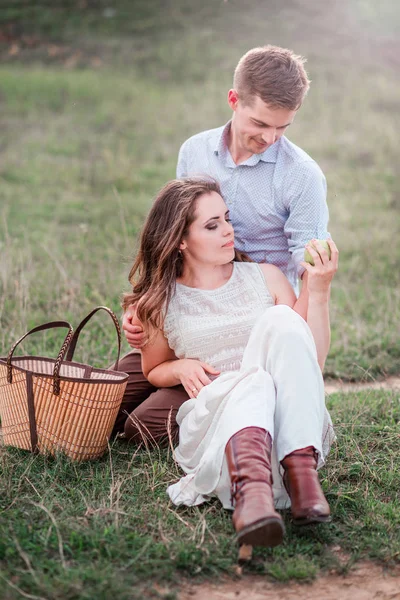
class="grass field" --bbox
[1,389,399,599]
[1,0,399,379]
[0,1,399,598]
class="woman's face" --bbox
[180,191,235,265]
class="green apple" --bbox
[304,239,331,266]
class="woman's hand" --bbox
[122,305,148,349]
[300,239,339,298]
[172,359,220,399]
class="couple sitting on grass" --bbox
[113,45,339,549]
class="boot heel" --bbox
[293,513,331,526]
[237,516,285,547]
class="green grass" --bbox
[0,1,400,597]
[1,1,399,378]
[0,390,399,599]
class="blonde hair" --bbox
[233,45,310,109]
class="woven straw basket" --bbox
[0,307,128,461]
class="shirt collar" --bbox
[214,120,279,165]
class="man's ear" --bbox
[228,89,239,111]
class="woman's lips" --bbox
[222,241,234,247]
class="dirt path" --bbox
[178,562,400,600]
[324,376,400,395]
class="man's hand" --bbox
[122,306,147,349]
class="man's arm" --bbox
[283,160,330,280]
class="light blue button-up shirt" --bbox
[177,121,329,291]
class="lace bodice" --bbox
[163,262,275,373]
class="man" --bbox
[115,44,329,442]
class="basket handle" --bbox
[6,321,74,396]
[65,306,123,370]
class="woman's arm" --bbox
[259,239,339,371]
[306,289,331,371]
[140,322,220,398]
[293,271,309,320]
[258,263,308,319]
[140,326,180,385]
[301,239,339,370]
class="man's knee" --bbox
[114,351,142,377]
[124,385,188,446]
[124,409,156,445]
[123,407,177,447]
[112,351,157,435]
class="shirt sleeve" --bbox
[176,140,189,178]
[283,160,330,278]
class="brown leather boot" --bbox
[281,446,331,525]
[225,427,285,547]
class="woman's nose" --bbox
[224,221,234,235]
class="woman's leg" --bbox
[241,305,330,523]
[242,305,326,461]
[281,446,330,524]
[225,426,284,547]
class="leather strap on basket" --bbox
[6,321,74,396]
[65,306,123,370]
[26,372,38,452]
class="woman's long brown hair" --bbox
[122,178,251,334]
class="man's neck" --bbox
[227,125,253,165]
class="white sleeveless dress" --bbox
[163,262,335,510]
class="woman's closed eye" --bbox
[206,218,232,231]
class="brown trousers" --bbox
[112,352,189,445]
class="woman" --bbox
[122,177,338,548]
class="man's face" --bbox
[228,91,297,155]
